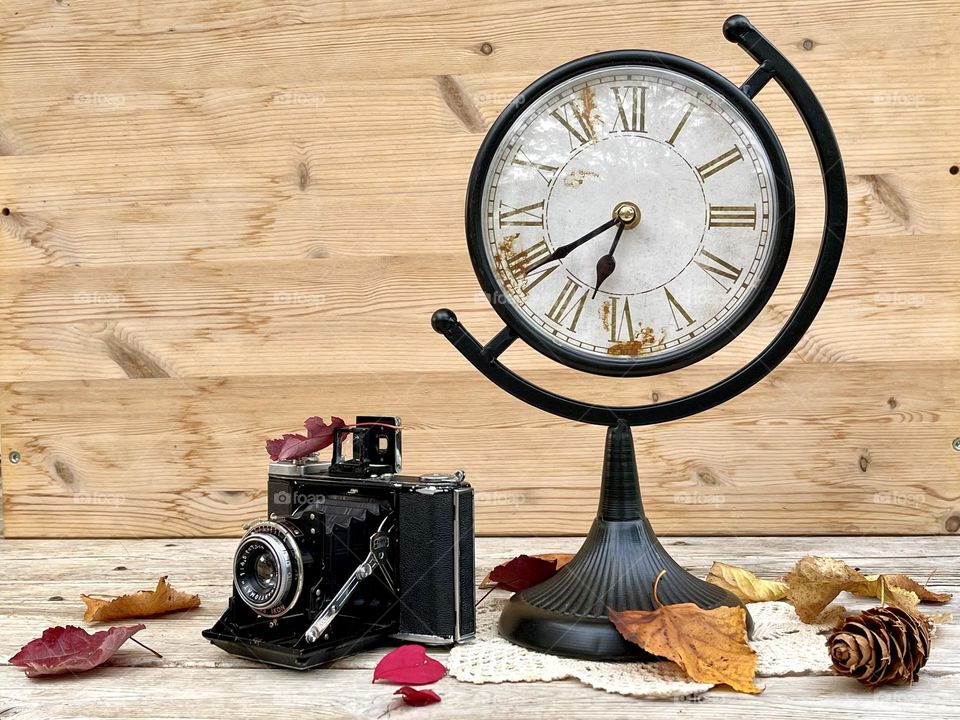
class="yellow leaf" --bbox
[849,575,920,617]
[880,574,950,604]
[610,602,760,694]
[705,561,788,603]
[82,576,201,623]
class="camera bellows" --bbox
[827,607,931,687]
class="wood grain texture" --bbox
[0,536,957,719]
[0,0,958,537]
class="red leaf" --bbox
[489,554,559,592]
[394,686,441,707]
[265,434,302,460]
[266,416,346,461]
[373,645,446,685]
[10,624,146,677]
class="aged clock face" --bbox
[472,60,790,376]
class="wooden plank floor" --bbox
[0,536,957,718]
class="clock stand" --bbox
[432,15,846,660]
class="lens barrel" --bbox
[233,521,304,617]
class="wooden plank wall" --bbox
[0,1,957,538]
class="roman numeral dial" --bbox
[708,204,757,228]
[696,146,743,180]
[512,147,559,183]
[611,86,646,133]
[547,278,589,331]
[695,249,743,290]
[498,200,544,227]
[551,100,596,149]
[479,66,781,368]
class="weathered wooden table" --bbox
[1,536,956,718]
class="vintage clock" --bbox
[433,16,846,659]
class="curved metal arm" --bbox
[433,15,846,427]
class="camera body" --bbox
[203,416,475,669]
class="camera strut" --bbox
[303,516,396,644]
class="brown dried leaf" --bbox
[813,604,851,629]
[478,553,575,589]
[883,575,951,604]
[785,556,868,623]
[705,562,788,603]
[610,603,760,694]
[785,557,934,623]
[848,575,920,617]
[82,576,200,623]
[925,611,953,626]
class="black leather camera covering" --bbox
[397,488,475,639]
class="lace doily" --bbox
[448,596,832,698]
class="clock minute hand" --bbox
[523,217,620,276]
[591,221,626,298]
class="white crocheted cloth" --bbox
[448,596,832,699]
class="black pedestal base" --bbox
[498,422,751,660]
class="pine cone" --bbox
[827,606,931,687]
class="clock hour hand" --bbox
[523,217,620,276]
[591,222,626,298]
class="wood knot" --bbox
[435,75,485,133]
[945,514,960,533]
[858,454,870,472]
[479,42,494,55]
[861,174,911,230]
[694,468,720,486]
[103,331,171,379]
[296,161,310,191]
[53,460,80,490]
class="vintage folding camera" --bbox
[203,416,475,669]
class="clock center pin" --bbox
[613,201,641,229]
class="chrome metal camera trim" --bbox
[233,520,304,618]
[453,487,462,642]
[392,632,459,645]
[268,459,330,477]
[418,472,459,483]
[235,533,291,610]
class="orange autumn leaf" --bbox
[82,576,200,623]
[478,553,575,588]
[609,573,760,695]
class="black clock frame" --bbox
[465,42,795,379]
[432,15,847,660]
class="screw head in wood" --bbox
[953,437,960,452]
[8,450,20,464]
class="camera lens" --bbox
[254,552,277,588]
[233,522,303,617]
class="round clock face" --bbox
[469,55,792,376]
